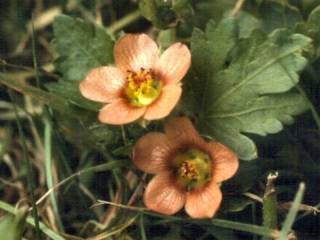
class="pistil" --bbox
[174,148,212,191]
[124,68,162,107]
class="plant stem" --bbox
[262,172,278,240]
[31,20,40,88]
[108,9,141,34]
[230,0,246,16]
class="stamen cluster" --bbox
[125,68,162,107]
[175,148,212,191]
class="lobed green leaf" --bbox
[189,18,311,160]
[259,1,303,33]
[52,14,114,81]
[46,81,101,111]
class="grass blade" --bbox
[140,214,147,240]
[210,219,278,238]
[0,73,70,113]
[278,182,305,240]
[36,161,126,207]
[96,200,279,238]
[44,119,64,231]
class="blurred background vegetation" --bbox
[0,0,320,239]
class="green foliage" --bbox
[221,196,253,213]
[55,110,121,149]
[0,207,27,240]
[0,73,72,114]
[236,11,261,38]
[259,1,303,33]
[52,14,114,81]
[46,81,101,111]
[139,0,195,33]
[193,0,236,28]
[296,5,320,59]
[157,29,177,49]
[139,0,177,29]
[0,73,118,150]
[190,18,311,160]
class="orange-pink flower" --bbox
[133,117,239,218]
[79,34,191,125]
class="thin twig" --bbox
[108,9,141,34]
[230,0,246,16]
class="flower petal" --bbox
[99,99,146,125]
[185,182,222,218]
[133,133,174,174]
[154,43,191,84]
[165,117,203,145]
[144,173,186,215]
[207,142,239,182]
[144,85,182,120]
[114,34,159,73]
[79,67,125,103]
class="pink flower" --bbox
[79,34,191,125]
[133,117,239,218]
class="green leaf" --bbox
[157,29,176,50]
[0,207,27,240]
[259,2,303,33]
[190,19,311,160]
[221,196,253,213]
[295,5,320,59]
[172,0,190,11]
[46,81,101,111]
[193,0,235,28]
[191,18,238,77]
[139,0,177,29]
[54,110,121,150]
[139,0,157,22]
[52,14,114,81]
[236,11,261,38]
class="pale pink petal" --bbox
[144,85,182,120]
[114,34,159,73]
[133,133,174,174]
[185,182,222,218]
[207,142,239,183]
[154,43,191,84]
[79,67,125,103]
[98,99,146,125]
[144,173,186,215]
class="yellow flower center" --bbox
[124,68,162,107]
[174,148,212,191]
